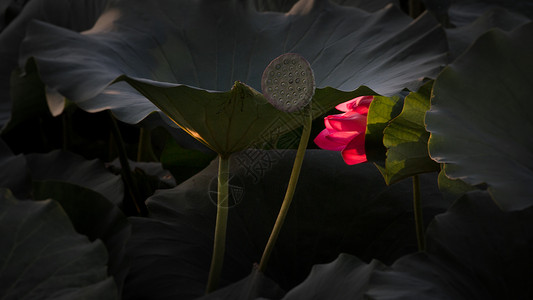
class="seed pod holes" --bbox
[261,53,315,112]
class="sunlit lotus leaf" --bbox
[0,189,118,299]
[364,94,403,165]
[0,0,111,128]
[381,81,440,184]
[120,79,313,155]
[425,22,533,211]
[20,0,447,127]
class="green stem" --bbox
[205,155,230,293]
[109,112,148,216]
[412,175,426,251]
[258,107,312,273]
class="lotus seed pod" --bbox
[261,53,315,112]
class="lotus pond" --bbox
[1,0,532,299]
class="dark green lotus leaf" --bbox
[0,0,111,128]
[423,0,532,60]
[120,78,374,155]
[424,0,533,27]
[381,81,440,185]
[282,254,386,300]
[448,1,533,27]
[118,79,310,155]
[25,150,123,205]
[0,189,118,299]
[124,150,448,299]
[446,6,530,59]
[0,138,30,198]
[20,0,447,126]
[366,191,533,299]
[32,180,131,297]
[425,22,533,211]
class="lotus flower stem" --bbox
[206,155,230,293]
[412,175,426,251]
[258,107,312,272]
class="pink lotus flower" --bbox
[314,96,374,165]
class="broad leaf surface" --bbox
[446,6,530,59]
[282,254,386,300]
[448,1,533,27]
[425,22,533,210]
[124,150,448,299]
[423,0,531,60]
[0,0,111,128]
[20,0,447,125]
[366,191,533,299]
[192,189,533,299]
[32,180,131,296]
[119,79,372,155]
[196,270,286,300]
[25,150,124,205]
[381,81,439,184]
[0,189,118,300]
[424,0,533,27]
